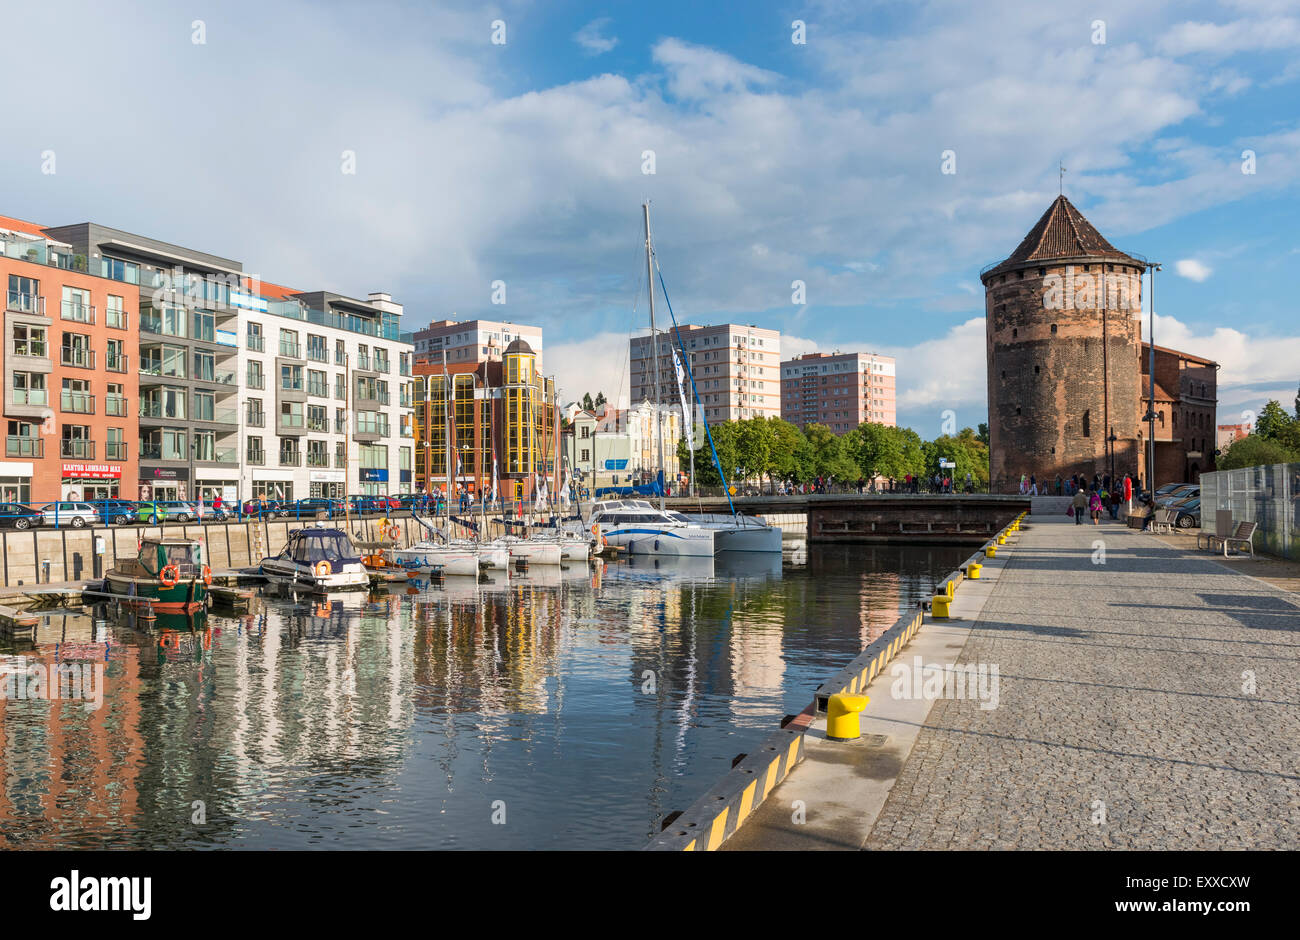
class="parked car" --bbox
[290,497,343,517]
[136,501,170,525]
[1156,484,1199,507]
[95,499,140,526]
[0,502,44,530]
[38,501,100,529]
[349,495,399,515]
[392,494,427,512]
[242,498,288,519]
[1172,498,1201,529]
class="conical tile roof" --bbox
[982,195,1145,281]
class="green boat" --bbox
[104,537,211,612]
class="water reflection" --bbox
[0,544,966,849]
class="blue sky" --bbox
[3,0,1298,435]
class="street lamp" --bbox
[1107,429,1118,486]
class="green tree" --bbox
[977,423,990,447]
[594,391,607,408]
[1255,400,1292,440]
[1217,434,1300,470]
[796,423,858,482]
[581,392,594,411]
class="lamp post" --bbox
[1107,429,1117,487]
[1146,262,1161,496]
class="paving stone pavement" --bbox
[863,516,1300,850]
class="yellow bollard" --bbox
[984,544,997,558]
[932,594,952,618]
[966,562,982,579]
[826,693,870,742]
[946,579,956,599]
[997,534,1007,544]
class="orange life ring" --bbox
[159,565,179,588]
[202,565,213,586]
[591,523,599,539]
[315,560,332,577]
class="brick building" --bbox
[981,195,1216,492]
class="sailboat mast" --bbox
[644,201,666,512]
[443,348,451,528]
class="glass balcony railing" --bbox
[196,446,237,464]
[307,452,331,467]
[279,451,302,467]
[139,401,185,420]
[280,341,301,358]
[60,347,96,369]
[11,388,47,406]
[214,370,238,386]
[246,410,266,428]
[60,439,95,459]
[307,382,328,397]
[246,373,265,390]
[6,291,44,314]
[6,436,43,458]
[374,358,390,374]
[60,391,95,414]
[279,412,304,428]
[247,451,266,466]
[106,353,129,373]
[248,334,265,352]
[105,441,127,461]
[105,395,128,417]
[60,301,95,324]
[106,308,129,330]
[11,341,47,358]
[307,344,328,363]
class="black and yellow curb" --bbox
[643,515,1023,851]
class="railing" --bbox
[105,441,127,461]
[334,418,347,434]
[105,395,128,417]
[11,389,47,406]
[196,446,237,464]
[280,341,301,358]
[5,436,43,458]
[307,452,331,467]
[139,401,184,419]
[60,301,96,324]
[279,413,304,428]
[375,358,390,373]
[247,373,265,390]
[307,382,328,397]
[11,341,47,358]
[246,410,265,428]
[60,347,96,369]
[106,353,128,372]
[356,355,371,371]
[60,439,95,459]
[214,370,238,386]
[247,451,266,466]
[248,334,265,352]
[7,291,44,314]
[307,418,328,432]
[335,350,347,366]
[279,451,302,466]
[106,308,129,330]
[307,345,328,363]
[60,391,95,414]
[335,454,348,468]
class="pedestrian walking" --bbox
[1109,486,1121,520]
[1072,487,1088,524]
[1089,489,1104,524]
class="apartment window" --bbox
[307,404,327,431]
[193,430,216,462]
[61,333,95,369]
[280,401,304,428]
[357,344,370,371]
[247,436,265,465]
[335,440,346,467]
[356,412,389,436]
[12,323,46,357]
[194,390,216,422]
[335,339,346,365]
[106,383,127,417]
[193,310,215,343]
[279,437,301,465]
[141,386,187,420]
[335,373,346,400]
[106,294,127,329]
[142,305,188,337]
[308,369,327,397]
[7,274,41,313]
[61,378,94,414]
[101,255,140,284]
[247,398,265,427]
[192,350,215,382]
[247,360,265,389]
[279,329,300,358]
[59,287,93,324]
[281,364,303,391]
[307,334,327,362]
[374,347,389,372]
[307,439,329,467]
[7,420,42,458]
[247,322,264,352]
[106,338,127,372]
[335,408,347,434]
[61,424,93,459]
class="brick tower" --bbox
[981,196,1147,493]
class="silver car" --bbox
[39,501,101,528]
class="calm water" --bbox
[0,545,966,850]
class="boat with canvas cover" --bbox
[104,536,211,612]
[259,526,368,591]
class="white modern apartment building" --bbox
[234,284,414,502]
[412,318,543,370]
[629,323,780,424]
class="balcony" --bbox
[60,439,95,459]
[7,291,44,314]
[279,340,301,358]
[247,373,266,390]
[106,353,129,373]
[60,391,95,414]
[307,382,328,398]
[278,451,302,467]
[60,301,96,324]
[307,451,331,468]
[11,341,47,358]
[248,334,265,352]
[196,446,237,465]
[60,347,96,369]
[335,453,347,468]
[105,308,129,330]
[246,410,266,428]
[247,450,266,466]
[11,388,47,406]
[105,395,128,417]
[194,407,238,425]
[139,401,187,420]
[335,350,347,366]
[106,441,127,461]
[307,345,328,363]
[374,358,391,374]
[6,436,43,458]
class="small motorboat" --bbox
[392,541,481,576]
[104,536,211,613]
[260,526,369,591]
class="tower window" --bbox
[1034,365,1040,374]
[1012,328,1018,338]
[1083,409,1091,437]
[1018,270,1025,279]
[1001,371,1006,380]
[1050,324,1057,334]
[1016,407,1021,415]
[1038,267,1046,277]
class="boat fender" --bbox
[315,560,333,577]
[159,565,179,588]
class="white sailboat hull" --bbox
[393,544,479,576]
[602,525,717,557]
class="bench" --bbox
[1149,508,1177,534]
[1197,520,1257,559]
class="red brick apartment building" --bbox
[1,216,139,503]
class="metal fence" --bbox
[1199,463,1300,560]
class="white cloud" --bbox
[549,331,634,411]
[1158,15,1300,57]
[1175,259,1213,281]
[574,18,618,56]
